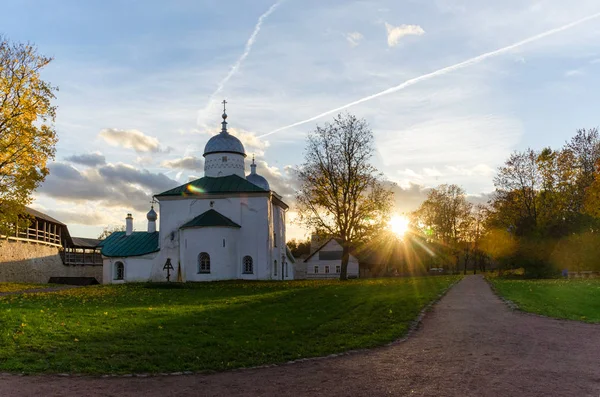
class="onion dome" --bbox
[203,101,246,157]
[147,206,157,222]
[246,156,270,191]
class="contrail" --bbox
[197,0,284,125]
[260,12,600,138]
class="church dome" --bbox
[247,173,270,191]
[147,206,157,222]
[246,157,270,191]
[203,110,246,157]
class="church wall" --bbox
[102,252,159,284]
[181,227,240,281]
[240,197,271,280]
[271,202,293,280]
[203,153,245,178]
[0,239,103,284]
[157,195,274,281]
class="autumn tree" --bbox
[295,113,394,280]
[412,184,473,272]
[0,36,57,235]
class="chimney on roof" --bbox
[126,213,133,236]
[310,233,322,253]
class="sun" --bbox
[389,215,410,238]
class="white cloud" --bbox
[565,69,584,77]
[346,31,364,47]
[99,128,162,153]
[161,156,204,171]
[385,23,425,47]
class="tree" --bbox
[286,238,311,258]
[295,113,394,280]
[412,184,473,272]
[492,149,540,236]
[98,225,126,240]
[0,36,57,235]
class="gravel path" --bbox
[2,275,599,397]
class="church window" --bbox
[273,232,277,247]
[243,256,253,274]
[325,265,330,274]
[114,261,124,280]
[314,265,319,274]
[222,156,227,162]
[223,239,226,247]
[198,252,210,273]
[285,262,288,278]
[274,260,278,276]
[336,265,341,274]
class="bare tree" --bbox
[296,113,394,280]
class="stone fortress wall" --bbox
[0,239,102,284]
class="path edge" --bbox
[3,277,463,379]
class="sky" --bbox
[2,0,600,240]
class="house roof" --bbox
[71,237,102,249]
[100,232,160,258]
[25,207,66,226]
[155,174,267,197]
[304,237,342,262]
[180,209,241,229]
[303,237,389,266]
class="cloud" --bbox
[253,159,297,200]
[64,152,106,167]
[98,163,177,192]
[385,23,425,47]
[565,69,584,77]
[99,128,162,153]
[38,162,179,212]
[41,208,108,226]
[346,32,364,47]
[161,156,204,171]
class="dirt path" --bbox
[2,275,599,397]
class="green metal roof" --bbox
[180,209,241,229]
[100,231,160,258]
[156,174,267,197]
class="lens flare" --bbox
[187,185,204,194]
[389,215,410,238]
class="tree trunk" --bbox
[340,243,350,281]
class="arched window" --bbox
[274,260,278,276]
[114,261,124,280]
[198,252,210,273]
[243,256,253,274]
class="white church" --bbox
[100,105,294,283]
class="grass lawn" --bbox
[0,276,458,374]
[489,278,600,323]
[0,283,50,293]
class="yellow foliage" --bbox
[0,36,58,232]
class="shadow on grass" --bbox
[0,277,458,374]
